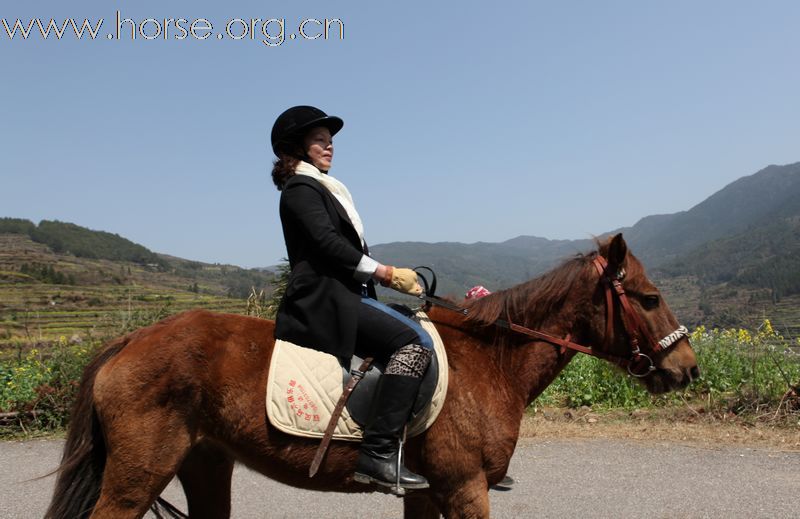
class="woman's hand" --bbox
[374,265,423,296]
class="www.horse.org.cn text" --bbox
[1,11,344,47]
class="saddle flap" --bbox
[345,352,440,427]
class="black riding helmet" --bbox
[271,105,343,156]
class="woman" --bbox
[270,105,433,491]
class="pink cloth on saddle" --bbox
[465,285,492,299]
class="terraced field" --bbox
[0,234,264,351]
[0,283,246,349]
[654,272,800,340]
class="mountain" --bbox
[614,162,800,267]
[372,162,800,335]
[3,161,799,337]
[375,161,800,281]
[371,237,593,297]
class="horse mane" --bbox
[464,250,599,329]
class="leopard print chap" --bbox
[384,344,433,378]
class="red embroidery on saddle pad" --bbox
[286,379,321,422]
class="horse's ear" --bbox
[606,233,628,266]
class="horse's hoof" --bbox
[491,475,515,491]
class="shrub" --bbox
[538,320,800,414]
[687,320,800,413]
[536,354,652,409]
[0,337,97,430]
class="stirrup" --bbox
[392,425,408,496]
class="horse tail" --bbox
[44,336,129,519]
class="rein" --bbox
[415,258,688,377]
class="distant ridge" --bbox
[614,162,800,267]
[3,161,799,333]
[0,218,166,267]
[375,161,800,284]
[371,162,800,334]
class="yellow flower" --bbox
[737,329,752,344]
[761,319,774,336]
[691,325,706,341]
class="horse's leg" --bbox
[404,493,441,519]
[177,442,235,519]
[90,411,193,518]
[438,474,490,519]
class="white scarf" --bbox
[294,161,366,247]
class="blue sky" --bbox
[2,1,799,267]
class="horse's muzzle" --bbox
[644,364,700,394]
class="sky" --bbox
[2,1,799,268]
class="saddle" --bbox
[266,307,448,441]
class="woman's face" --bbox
[303,126,333,171]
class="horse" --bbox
[45,234,698,518]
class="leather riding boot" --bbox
[354,374,429,490]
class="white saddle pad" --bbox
[266,310,448,441]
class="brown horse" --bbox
[46,234,698,519]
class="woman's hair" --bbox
[272,153,300,191]
[271,140,305,191]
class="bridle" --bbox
[589,256,688,376]
[415,258,688,378]
[417,259,688,377]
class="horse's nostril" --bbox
[689,366,700,381]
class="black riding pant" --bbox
[353,297,433,368]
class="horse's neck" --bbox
[501,307,582,407]
[430,289,584,411]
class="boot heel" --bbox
[353,472,372,484]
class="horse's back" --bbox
[93,309,278,422]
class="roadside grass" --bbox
[1,337,96,435]
[2,315,798,438]
[537,320,800,419]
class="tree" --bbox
[245,261,289,319]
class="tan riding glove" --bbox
[380,266,423,296]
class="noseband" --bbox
[417,258,688,377]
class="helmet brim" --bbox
[291,115,343,139]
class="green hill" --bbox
[0,218,167,267]
[657,216,800,296]
[0,224,276,348]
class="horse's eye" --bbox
[642,294,660,310]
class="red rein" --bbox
[426,256,688,377]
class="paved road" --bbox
[2,438,798,518]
